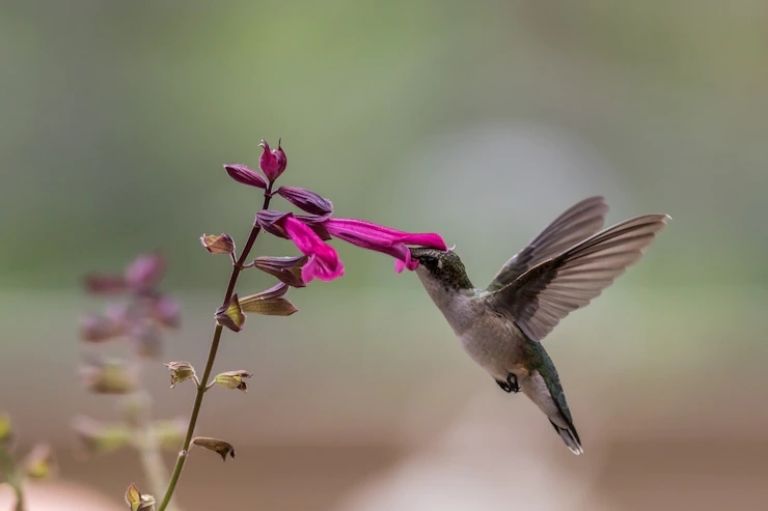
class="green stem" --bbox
[157,185,273,511]
[131,391,179,511]
[0,447,25,511]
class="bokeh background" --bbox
[2,1,767,510]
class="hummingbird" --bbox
[410,197,669,455]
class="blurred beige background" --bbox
[1,1,767,510]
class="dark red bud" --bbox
[224,163,268,189]
[259,140,287,182]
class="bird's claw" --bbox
[496,373,520,393]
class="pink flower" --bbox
[259,139,287,182]
[258,211,447,276]
[323,218,447,272]
[281,216,344,283]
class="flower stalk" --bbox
[156,183,273,511]
[0,446,25,511]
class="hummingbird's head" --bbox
[410,248,473,291]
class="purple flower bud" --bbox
[277,186,334,216]
[259,139,287,182]
[125,254,165,291]
[83,274,127,294]
[224,163,268,189]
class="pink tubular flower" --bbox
[281,216,344,283]
[323,218,447,272]
[258,210,447,275]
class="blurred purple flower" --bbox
[83,274,128,295]
[125,254,165,290]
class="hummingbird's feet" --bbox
[496,373,520,393]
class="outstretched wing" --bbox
[486,214,669,341]
[487,197,608,292]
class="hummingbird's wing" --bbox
[487,197,608,292]
[486,214,669,341]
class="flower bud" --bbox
[72,416,132,454]
[224,163,268,189]
[125,483,156,511]
[125,254,165,291]
[0,413,12,445]
[252,255,307,288]
[81,359,137,394]
[276,186,333,216]
[240,283,298,316]
[215,294,245,332]
[259,139,287,182]
[200,233,235,255]
[214,370,252,392]
[163,361,196,388]
[23,444,55,480]
[192,437,235,461]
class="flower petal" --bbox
[324,218,447,271]
[282,216,344,283]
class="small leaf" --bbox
[192,437,236,461]
[240,283,298,316]
[125,483,142,511]
[240,297,298,316]
[252,255,307,288]
[125,483,155,511]
[215,294,245,332]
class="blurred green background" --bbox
[1,1,767,510]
